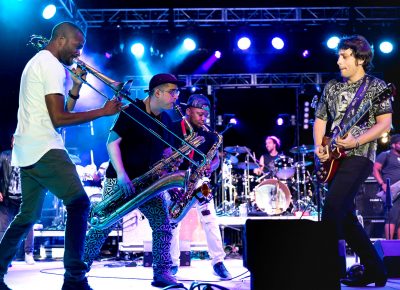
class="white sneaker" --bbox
[25,253,35,265]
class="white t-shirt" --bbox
[12,50,67,167]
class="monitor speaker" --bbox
[244,219,341,290]
[374,240,400,278]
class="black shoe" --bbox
[62,277,93,290]
[213,262,232,280]
[0,281,12,290]
[151,273,183,288]
[340,273,387,287]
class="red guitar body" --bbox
[315,136,346,183]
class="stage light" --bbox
[42,4,56,19]
[130,43,145,58]
[214,51,222,59]
[327,36,340,49]
[183,38,196,51]
[104,52,112,59]
[276,117,284,126]
[190,86,197,93]
[303,101,310,130]
[271,37,284,50]
[237,37,251,50]
[229,118,237,125]
[379,41,393,54]
[302,50,310,58]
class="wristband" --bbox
[68,90,79,100]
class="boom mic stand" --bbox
[385,178,392,239]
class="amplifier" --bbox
[355,176,384,218]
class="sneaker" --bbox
[151,273,183,288]
[24,253,35,265]
[170,265,178,275]
[62,278,93,290]
[0,281,12,290]
[213,262,232,280]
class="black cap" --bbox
[145,73,184,93]
[390,134,400,145]
[187,94,211,112]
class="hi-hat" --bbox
[235,162,258,170]
[225,154,238,164]
[290,145,315,154]
[224,146,249,154]
[294,161,313,167]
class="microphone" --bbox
[386,178,392,210]
[310,95,319,109]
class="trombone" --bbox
[27,34,206,168]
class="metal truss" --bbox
[78,7,400,28]
[123,73,337,98]
[58,0,88,33]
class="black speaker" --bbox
[243,219,341,290]
[355,177,384,218]
[374,240,400,278]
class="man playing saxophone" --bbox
[83,73,184,288]
[169,94,232,280]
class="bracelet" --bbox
[68,90,79,100]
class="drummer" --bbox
[254,136,281,176]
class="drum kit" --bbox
[221,144,318,217]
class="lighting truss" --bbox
[77,7,400,28]
[123,72,337,98]
[58,0,88,33]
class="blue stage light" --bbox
[237,37,251,50]
[42,4,56,19]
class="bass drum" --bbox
[254,179,292,216]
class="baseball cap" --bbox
[390,134,400,145]
[145,73,184,93]
[187,94,211,112]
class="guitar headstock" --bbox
[374,83,396,104]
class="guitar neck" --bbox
[338,99,372,139]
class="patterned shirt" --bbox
[7,166,22,201]
[315,74,392,162]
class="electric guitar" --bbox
[315,84,395,183]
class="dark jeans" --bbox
[322,156,386,275]
[0,200,34,254]
[0,149,90,282]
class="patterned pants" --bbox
[84,178,173,276]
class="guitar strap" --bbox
[337,75,372,130]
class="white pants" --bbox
[170,199,226,266]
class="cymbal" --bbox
[69,154,81,164]
[224,146,249,154]
[225,155,238,164]
[235,162,258,170]
[289,145,315,154]
[294,161,313,167]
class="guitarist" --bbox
[313,35,392,287]
[372,134,400,240]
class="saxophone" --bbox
[89,108,205,230]
[168,125,223,224]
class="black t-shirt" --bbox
[262,152,279,173]
[105,100,173,179]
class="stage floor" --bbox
[3,256,400,290]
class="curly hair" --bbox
[337,35,374,72]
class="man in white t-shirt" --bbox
[0,21,123,290]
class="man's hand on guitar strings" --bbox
[336,133,358,149]
[315,144,330,162]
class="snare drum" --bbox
[254,179,292,215]
[274,155,295,180]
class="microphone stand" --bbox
[385,178,392,239]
